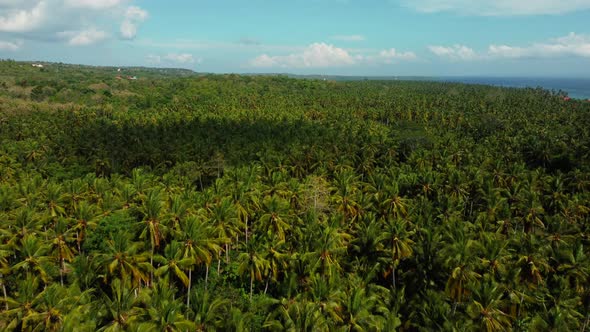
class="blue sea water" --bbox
[440,77,590,100]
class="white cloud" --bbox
[250,43,418,68]
[431,33,590,61]
[0,39,21,50]
[120,20,137,39]
[64,0,123,10]
[331,34,366,42]
[57,28,107,46]
[251,42,357,68]
[0,0,47,32]
[378,48,417,62]
[120,5,148,40]
[402,0,590,16]
[428,44,478,60]
[0,1,148,45]
[489,32,590,58]
[147,53,201,66]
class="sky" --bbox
[0,0,590,76]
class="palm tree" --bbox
[97,232,151,289]
[72,200,100,252]
[340,285,387,331]
[12,234,53,283]
[23,283,92,332]
[97,278,144,332]
[4,206,43,246]
[379,183,409,220]
[331,168,361,222]
[441,223,480,313]
[237,238,269,301]
[305,273,345,325]
[380,217,415,289]
[44,182,67,219]
[258,195,291,241]
[466,280,512,332]
[264,298,328,332]
[178,215,223,304]
[2,275,40,330]
[474,232,510,280]
[154,241,193,288]
[138,281,196,332]
[207,197,238,265]
[262,237,290,294]
[49,218,76,285]
[138,187,168,286]
[189,290,229,331]
[304,220,351,278]
[351,214,385,271]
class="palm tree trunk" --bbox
[245,218,249,245]
[60,257,64,286]
[264,274,271,294]
[217,258,221,274]
[250,273,254,301]
[225,243,230,263]
[582,313,589,332]
[392,265,396,290]
[205,265,209,291]
[1,275,8,311]
[150,242,154,287]
[186,269,192,308]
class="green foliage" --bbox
[1,60,590,331]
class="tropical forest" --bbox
[1,59,590,331]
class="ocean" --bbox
[439,77,590,100]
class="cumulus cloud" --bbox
[331,34,366,42]
[57,28,107,46]
[489,32,590,58]
[0,1,148,46]
[431,33,590,61]
[120,5,148,39]
[250,43,357,68]
[0,39,22,50]
[250,43,419,68]
[402,0,590,16]
[428,45,478,60]
[64,0,123,10]
[376,48,417,62]
[0,0,47,32]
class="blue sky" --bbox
[1,0,590,76]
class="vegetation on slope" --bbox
[1,59,590,331]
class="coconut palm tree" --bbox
[97,232,151,289]
[138,187,168,286]
[380,217,415,289]
[189,290,230,331]
[257,195,292,241]
[138,281,195,332]
[12,234,53,283]
[23,283,92,332]
[466,280,512,332]
[96,278,144,332]
[154,241,193,289]
[177,215,223,301]
[237,237,269,301]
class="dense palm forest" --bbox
[1,59,590,331]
